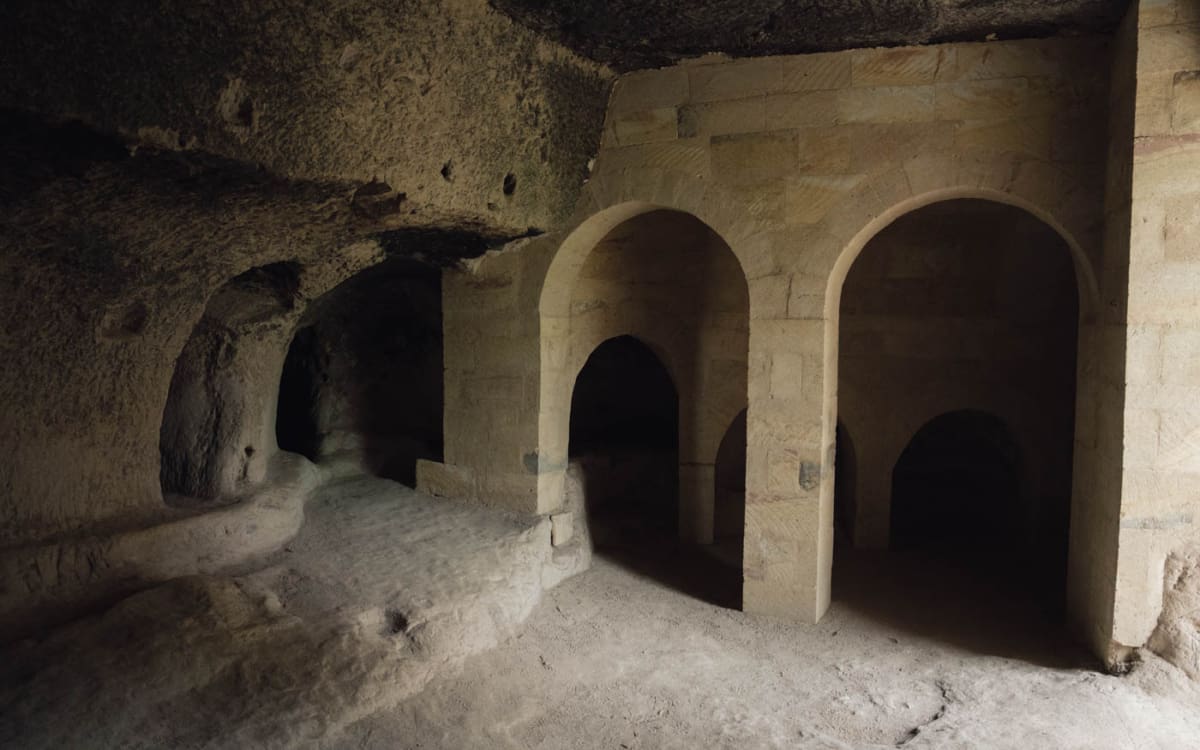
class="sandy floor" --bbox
[339,540,1200,750]
[3,475,1198,749]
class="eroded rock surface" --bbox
[0,474,588,749]
[1148,546,1200,681]
[492,0,1127,70]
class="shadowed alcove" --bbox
[555,209,750,608]
[833,198,1080,662]
[569,335,679,542]
[891,410,1023,564]
[713,408,747,567]
[275,258,443,486]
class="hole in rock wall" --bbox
[276,326,322,461]
[835,199,1078,636]
[275,258,443,486]
[570,335,679,543]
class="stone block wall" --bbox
[1110,0,1200,653]
[442,34,1114,632]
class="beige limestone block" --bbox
[610,68,689,114]
[1161,328,1200,385]
[1122,468,1200,518]
[712,131,798,185]
[1162,191,1200,260]
[955,117,1052,158]
[1172,71,1200,133]
[781,52,852,92]
[1123,408,1161,468]
[749,275,791,319]
[785,175,864,225]
[764,90,841,130]
[1126,325,1164,385]
[851,46,942,87]
[769,351,806,399]
[1137,23,1200,76]
[1141,0,1180,28]
[845,121,954,171]
[690,57,784,103]
[796,128,852,174]
[836,85,935,123]
[595,140,710,178]
[1136,72,1175,138]
[1155,410,1200,471]
[741,186,788,226]
[935,78,1033,121]
[952,38,1093,81]
[482,471,539,513]
[677,97,767,137]
[611,107,678,146]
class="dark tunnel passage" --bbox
[569,335,679,542]
[890,410,1023,565]
[275,258,444,486]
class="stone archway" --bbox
[823,184,1095,627]
[543,206,750,545]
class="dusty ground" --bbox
[0,473,585,749]
[341,541,1200,750]
[3,475,1198,749]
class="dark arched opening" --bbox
[274,257,443,486]
[713,408,747,564]
[569,335,678,542]
[833,199,1079,660]
[891,410,1022,563]
[276,326,322,461]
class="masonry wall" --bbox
[1109,0,1200,651]
[435,34,1115,632]
[0,0,610,545]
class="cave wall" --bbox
[0,0,611,231]
[0,0,610,546]
[0,132,382,545]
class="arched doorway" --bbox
[547,208,749,606]
[549,208,750,546]
[274,257,443,486]
[833,199,1079,646]
[569,335,678,543]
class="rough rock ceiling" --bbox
[491,0,1129,70]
